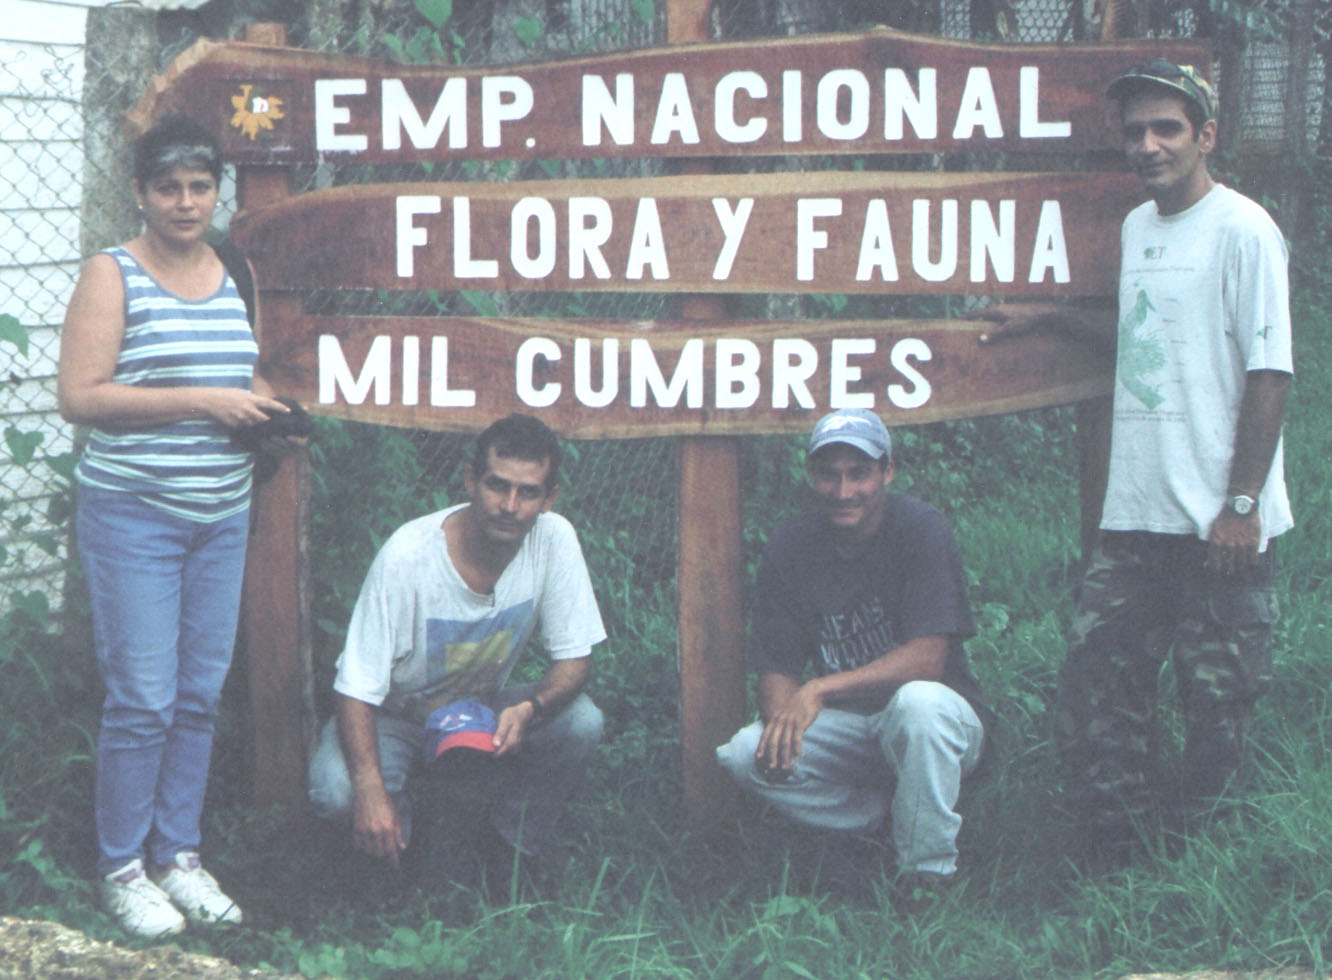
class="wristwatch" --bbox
[527,695,549,722]
[1227,493,1257,516]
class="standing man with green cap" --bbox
[989,59,1294,861]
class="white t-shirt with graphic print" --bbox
[1101,184,1294,548]
[333,504,607,723]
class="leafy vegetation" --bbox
[2,226,1331,976]
[5,0,1332,958]
[0,313,77,647]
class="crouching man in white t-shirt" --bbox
[308,414,607,869]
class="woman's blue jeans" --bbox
[76,486,249,875]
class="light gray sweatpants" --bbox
[715,680,984,874]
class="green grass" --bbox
[3,230,1332,980]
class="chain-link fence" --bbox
[1,30,80,620]
[3,0,1328,672]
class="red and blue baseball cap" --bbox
[423,700,498,763]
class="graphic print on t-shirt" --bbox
[403,600,536,722]
[1117,286,1166,410]
[817,596,895,673]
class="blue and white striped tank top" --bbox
[74,246,259,522]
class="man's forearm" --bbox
[1227,369,1291,497]
[335,692,406,864]
[492,656,591,756]
[335,693,386,792]
[974,299,1117,351]
[806,634,950,705]
[752,638,947,775]
[531,656,590,714]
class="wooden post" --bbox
[675,351,746,831]
[1075,397,1112,562]
[670,0,746,829]
[1071,0,1127,566]
[236,21,315,807]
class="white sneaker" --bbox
[100,859,186,938]
[154,851,243,926]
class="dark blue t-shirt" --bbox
[748,491,983,714]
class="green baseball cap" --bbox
[1107,58,1217,121]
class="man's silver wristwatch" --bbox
[1227,493,1257,516]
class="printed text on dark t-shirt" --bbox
[818,597,894,673]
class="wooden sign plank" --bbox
[255,311,1115,438]
[232,170,1142,297]
[131,29,1208,162]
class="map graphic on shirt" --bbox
[334,506,607,726]
[1116,287,1166,410]
[1101,186,1294,546]
[398,601,536,722]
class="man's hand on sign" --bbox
[968,302,1076,344]
[969,301,1117,350]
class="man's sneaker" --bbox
[100,859,186,938]
[154,851,243,926]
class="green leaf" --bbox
[3,426,43,467]
[414,0,453,29]
[0,314,27,358]
[45,493,72,525]
[449,27,467,60]
[405,27,432,62]
[781,965,820,980]
[460,291,501,317]
[630,0,654,25]
[43,451,78,482]
[513,16,542,46]
[10,590,50,630]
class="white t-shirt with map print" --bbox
[333,504,607,723]
[1100,184,1293,548]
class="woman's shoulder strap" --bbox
[210,238,256,328]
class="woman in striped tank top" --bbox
[58,115,295,939]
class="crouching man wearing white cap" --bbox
[716,409,988,896]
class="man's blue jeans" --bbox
[76,486,249,876]
[308,685,604,856]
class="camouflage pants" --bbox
[1055,531,1277,840]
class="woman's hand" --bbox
[196,388,290,428]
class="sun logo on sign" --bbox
[230,84,286,140]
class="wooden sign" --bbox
[232,170,1143,296]
[255,312,1114,438]
[136,20,1197,820]
[135,29,1208,162]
